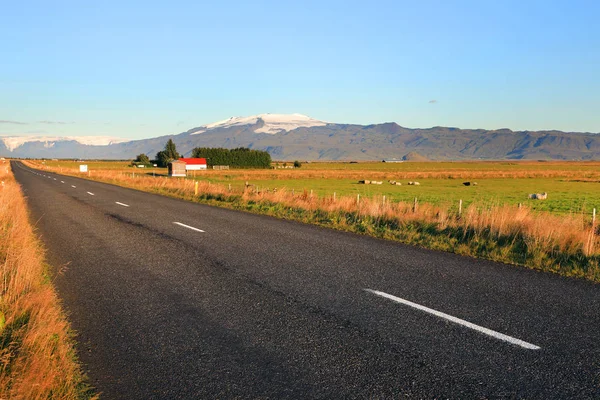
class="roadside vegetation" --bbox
[26,160,600,282]
[0,162,93,398]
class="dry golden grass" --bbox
[0,162,93,399]
[27,161,600,281]
[221,168,600,181]
[38,159,600,181]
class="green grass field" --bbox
[298,160,600,173]
[221,178,600,215]
[38,160,600,216]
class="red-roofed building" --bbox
[179,158,207,171]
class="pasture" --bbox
[38,160,600,216]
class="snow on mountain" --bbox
[191,113,327,135]
[1,136,129,152]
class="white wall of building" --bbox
[185,164,207,170]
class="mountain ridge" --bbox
[1,114,599,160]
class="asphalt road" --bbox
[12,161,600,399]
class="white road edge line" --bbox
[364,289,541,350]
[87,191,95,196]
[115,202,130,207]
[173,222,205,233]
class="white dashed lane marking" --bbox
[87,192,95,196]
[173,222,205,233]
[115,202,130,207]
[365,289,541,350]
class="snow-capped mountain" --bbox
[1,136,129,152]
[190,113,327,135]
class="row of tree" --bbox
[191,147,271,168]
[133,140,272,169]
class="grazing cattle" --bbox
[372,181,383,185]
[389,180,402,186]
[358,180,371,184]
[408,181,421,186]
[463,182,471,186]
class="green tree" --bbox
[191,147,271,168]
[293,160,301,168]
[165,139,180,160]
[155,139,181,167]
[135,153,150,164]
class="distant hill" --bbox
[402,152,429,161]
[1,113,599,160]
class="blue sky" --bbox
[1,0,598,139]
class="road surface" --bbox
[12,161,600,399]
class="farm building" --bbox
[168,160,187,177]
[179,158,208,171]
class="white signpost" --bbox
[79,165,88,173]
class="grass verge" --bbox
[27,161,600,283]
[0,162,94,399]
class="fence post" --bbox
[194,181,198,196]
[413,197,418,212]
[357,194,360,205]
[228,183,231,192]
[333,192,336,202]
[458,199,462,216]
[593,208,596,226]
[383,195,386,206]
[310,189,313,198]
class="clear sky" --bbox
[1,0,599,140]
